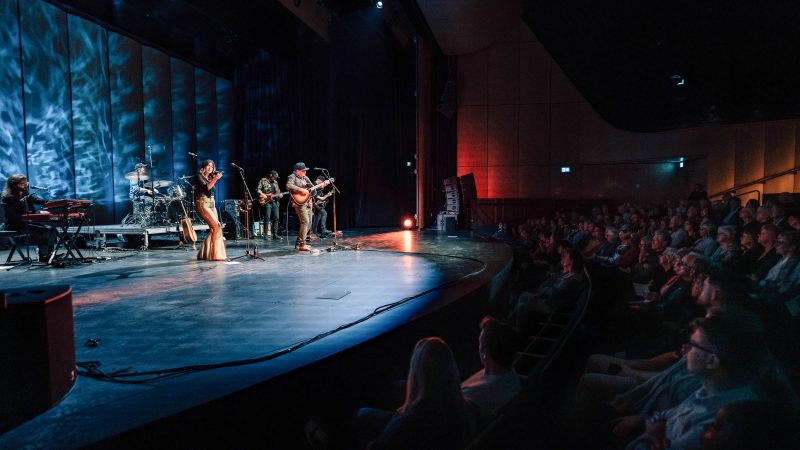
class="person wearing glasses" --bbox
[709,225,741,271]
[753,230,800,302]
[624,310,768,450]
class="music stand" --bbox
[230,165,263,261]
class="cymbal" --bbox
[124,171,149,181]
[144,180,173,188]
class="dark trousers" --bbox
[21,224,56,259]
[311,207,328,234]
[263,202,280,237]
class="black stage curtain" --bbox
[235,11,415,229]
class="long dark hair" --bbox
[2,174,27,198]
[198,159,215,174]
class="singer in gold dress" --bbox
[194,160,227,261]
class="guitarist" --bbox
[256,169,282,240]
[310,174,333,239]
[285,162,314,251]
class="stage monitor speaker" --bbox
[0,285,76,432]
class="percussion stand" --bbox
[230,166,263,261]
[321,169,345,252]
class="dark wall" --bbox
[237,8,416,228]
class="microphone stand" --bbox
[186,153,200,222]
[230,165,263,261]
[321,168,345,252]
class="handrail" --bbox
[709,166,800,199]
[734,189,761,205]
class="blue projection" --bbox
[216,77,234,202]
[69,14,114,224]
[171,58,197,181]
[0,0,233,225]
[195,68,218,167]
[142,46,173,183]
[20,0,74,199]
[109,31,145,222]
[0,0,27,184]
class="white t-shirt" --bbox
[461,369,522,422]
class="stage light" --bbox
[402,216,414,229]
[679,156,685,168]
[376,1,383,8]
[561,166,571,173]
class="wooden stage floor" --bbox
[0,229,512,448]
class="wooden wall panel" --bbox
[550,63,581,104]
[579,103,610,162]
[487,43,519,105]
[734,124,765,187]
[518,166,549,198]
[457,105,487,167]
[487,166,517,198]
[518,104,549,165]
[550,102,579,163]
[519,41,549,104]
[488,105,518,166]
[457,50,486,107]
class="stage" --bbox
[0,229,512,448]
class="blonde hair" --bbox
[399,337,466,415]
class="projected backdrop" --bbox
[0,0,233,224]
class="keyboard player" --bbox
[1,174,56,262]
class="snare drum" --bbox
[168,185,185,199]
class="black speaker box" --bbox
[0,285,76,432]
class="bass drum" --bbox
[167,185,185,199]
[150,197,171,225]
[167,199,190,223]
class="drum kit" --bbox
[122,171,197,227]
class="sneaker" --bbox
[272,235,281,240]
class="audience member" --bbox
[461,317,523,425]
[691,222,718,257]
[625,312,768,450]
[738,207,760,237]
[771,202,792,231]
[753,230,800,303]
[632,230,670,283]
[368,337,477,450]
[709,225,740,271]
[753,224,781,281]
[512,248,588,333]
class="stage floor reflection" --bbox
[0,229,511,448]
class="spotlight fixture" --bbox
[402,216,414,229]
[560,166,571,173]
[376,1,383,8]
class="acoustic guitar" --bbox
[257,191,289,205]
[177,200,197,244]
[290,178,334,206]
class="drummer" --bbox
[128,163,154,201]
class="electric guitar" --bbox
[257,191,288,205]
[291,178,334,205]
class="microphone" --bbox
[231,162,244,170]
[29,185,48,190]
[313,167,327,170]
[187,151,197,157]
